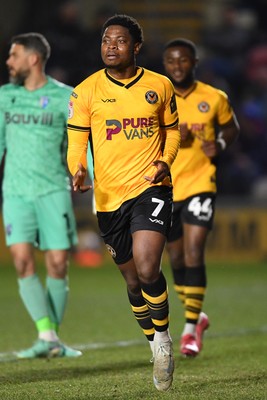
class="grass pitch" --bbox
[0,255,266,399]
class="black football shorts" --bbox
[97,186,173,264]
[167,192,216,242]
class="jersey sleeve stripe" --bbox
[67,123,90,132]
[160,118,179,129]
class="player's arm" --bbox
[202,92,240,158]
[144,125,180,184]
[216,113,240,151]
[0,107,6,164]
[67,127,89,175]
[67,88,92,192]
[202,115,240,158]
[158,82,181,168]
[67,127,92,192]
[158,83,181,170]
[145,81,180,184]
[72,162,92,193]
[161,124,181,169]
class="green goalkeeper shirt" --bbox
[0,76,72,198]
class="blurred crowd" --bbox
[199,3,267,198]
[0,0,267,198]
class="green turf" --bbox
[0,256,266,399]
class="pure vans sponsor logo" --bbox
[106,117,155,140]
[5,112,53,126]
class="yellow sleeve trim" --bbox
[67,129,89,176]
[161,126,181,169]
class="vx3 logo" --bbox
[149,218,164,225]
[102,98,116,103]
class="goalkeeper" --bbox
[0,32,81,359]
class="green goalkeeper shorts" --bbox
[3,190,78,250]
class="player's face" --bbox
[6,43,32,85]
[163,46,197,88]
[101,25,140,71]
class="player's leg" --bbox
[11,243,56,338]
[3,196,62,358]
[132,229,174,392]
[166,201,186,306]
[9,242,64,358]
[179,192,215,356]
[169,193,214,357]
[132,230,169,338]
[97,188,173,391]
[44,249,69,331]
[168,225,208,358]
[130,186,174,391]
[37,190,77,330]
[119,259,155,357]
[117,231,173,391]
[166,236,186,305]
[180,223,209,356]
[167,212,209,357]
[37,191,81,357]
[97,203,156,356]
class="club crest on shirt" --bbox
[68,101,74,119]
[40,96,49,109]
[5,224,12,236]
[145,91,158,104]
[106,244,116,259]
[198,101,210,113]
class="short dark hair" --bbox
[164,38,197,58]
[10,32,51,63]
[101,14,144,44]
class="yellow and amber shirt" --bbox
[67,67,180,212]
[172,80,234,201]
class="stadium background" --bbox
[0,0,267,264]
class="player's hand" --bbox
[144,160,169,184]
[201,140,220,158]
[72,163,92,193]
[180,123,194,148]
[180,123,190,141]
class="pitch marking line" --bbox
[0,326,266,361]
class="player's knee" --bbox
[184,247,204,266]
[169,251,184,269]
[11,254,35,277]
[127,282,142,296]
[138,266,160,285]
[46,251,69,277]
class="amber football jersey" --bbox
[67,67,179,212]
[172,81,235,201]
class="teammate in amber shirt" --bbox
[67,15,180,392]
[163,38,240,357]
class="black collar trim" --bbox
[175,82,197,99]
[104,68,144,89]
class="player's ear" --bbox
[134,42,142,56]
[28,52,39,67]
